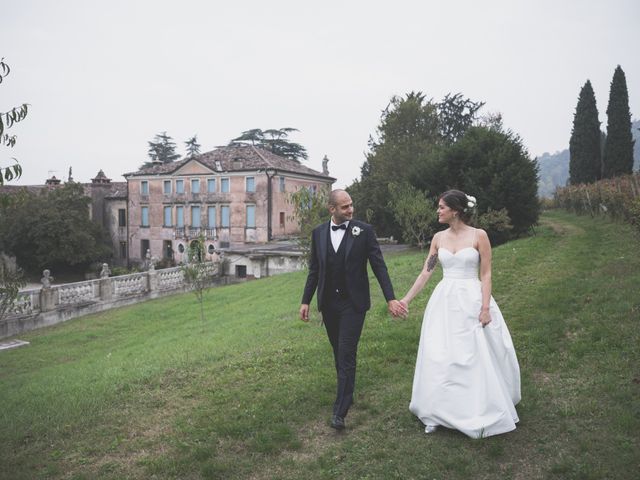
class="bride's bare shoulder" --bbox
[474,228,491,248]
[431,230,446,247]
[474,227,489,239]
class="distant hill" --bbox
[537,119,640,197]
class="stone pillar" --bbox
[99,278,113,301]
[39,269,56,312]
[40,288,56,312]
[148,269,158,292]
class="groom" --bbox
[299,189,406,430]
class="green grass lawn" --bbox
[1,211,638,480]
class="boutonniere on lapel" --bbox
[351,226,361,237]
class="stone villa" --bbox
[124,145,334,265]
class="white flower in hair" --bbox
[463,194,476,212]
[465,194,476,209]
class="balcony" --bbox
[161,192,228,203]
[174,227,217,240]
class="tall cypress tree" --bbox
[569,80,601,184]
[603,65,635,178]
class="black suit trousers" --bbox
[322,295,366,418]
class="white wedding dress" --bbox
[409,242,521,438]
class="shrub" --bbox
[476,208,513,245]
[554,172,640,233]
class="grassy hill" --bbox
[1,211,638,480]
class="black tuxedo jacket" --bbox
[301,220,395,313]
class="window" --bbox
[163,180,171,194]
[221,177,230,193]
[119,241,127,259]
[279,176,285,192]
[207,178,216,193]
[141,181,149,195]
[176,206,184,227]
[207,206,216,227]
[141,206,149,227]
[118,209,126,227]
[176,179,184,194]
[191,179,200,194]
[163,206,172,227]
[141,239,150,258]
[246,176,255,192]
[221,205,230,228]
[279,212,285,228]
[191,206,201,227]
[246,205,256,228]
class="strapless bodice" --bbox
[438,247,479,280]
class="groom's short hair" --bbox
[329,189,347,207]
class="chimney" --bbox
[91,170,111,185]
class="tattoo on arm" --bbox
[426,254,438,272]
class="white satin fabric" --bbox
[409,247,521,438]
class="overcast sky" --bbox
[3,0,639,188]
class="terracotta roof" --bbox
[85,181,127,199]
[124,145,335,181]
[103,183,127,199]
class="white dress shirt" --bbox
[330,220,349,252]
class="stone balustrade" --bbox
[1,262,222,340]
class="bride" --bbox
[399,190,521,438]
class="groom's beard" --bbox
[333,212,353,224]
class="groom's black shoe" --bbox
[330,415,346,430]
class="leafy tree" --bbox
[349,91,538,242]
[349,91,483,239]
[439,126,540,238]
[0,255,26,322]
[0,58,26,185]
[185,135,201,158]
[0,183,112,273]
[387,183,437,249]
[229,127,308,162]
[287,187,329,265]
[349,92,442,238]
[437,93,485,144]
[1,57,27,318]
[603,65,635,178]
[142,132,180,168]
[569,80,602,184]
[181,235,210,330]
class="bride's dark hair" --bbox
[439,190,473,224]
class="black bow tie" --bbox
[332,224,347,231]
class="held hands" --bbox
[388,299,408,319]
[301,301,409,321]
[479,308,492,328]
